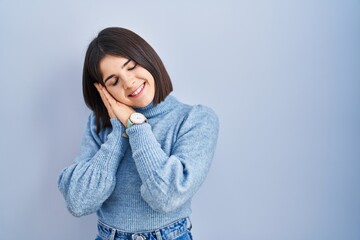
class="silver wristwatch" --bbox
[126,112,147,129]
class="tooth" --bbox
[131,84,144,96]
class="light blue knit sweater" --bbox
[57,95,219,232]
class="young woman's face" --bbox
[99,55,155,107]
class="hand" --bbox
[94,83,135,127]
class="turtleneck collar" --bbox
[133,94,177,118]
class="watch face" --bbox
[130,113,147,124]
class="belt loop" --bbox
[109,228,116,240]
[155,230,163,240]
[187,217,192,230]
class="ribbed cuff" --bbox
[92,118,128,173]
[126,124,168,180]
[110,118,124,132]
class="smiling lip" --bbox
[129,83,145,98]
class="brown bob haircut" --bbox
[82,27,173,133]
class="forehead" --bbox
[99,55,129,75]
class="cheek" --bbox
[108,87,127,102]
[147,76,155,89]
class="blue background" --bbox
[0,0,359,239]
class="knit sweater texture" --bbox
[57,95,219,232]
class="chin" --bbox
[128,98,150,108]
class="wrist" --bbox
[119,110,135,127]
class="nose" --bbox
[122,75,136,89]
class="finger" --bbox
[94,84,108,106]
[101,87,118,107]
[99,90,116,117]
[97,85,114,110]
[94,84,116,118]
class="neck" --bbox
[133,95,177,118]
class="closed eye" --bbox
[128,62,137,71]
[112,77,119,86]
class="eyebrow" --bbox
[103,58,132,83]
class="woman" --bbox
[57,27,219,240]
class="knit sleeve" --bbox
[57,113,129,217]
[126,105,219,213]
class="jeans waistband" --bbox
[97,217,192,240]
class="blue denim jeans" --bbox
[95,217,193,240]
